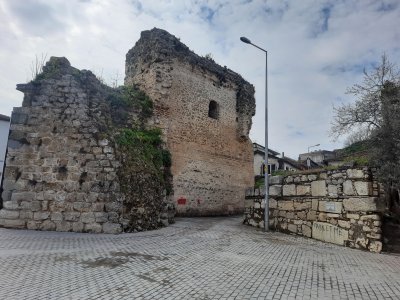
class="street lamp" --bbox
[240,36,269,232]
[307,143,320,169]
[308,143,320,153]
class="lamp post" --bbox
[240,36,269,232]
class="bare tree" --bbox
[110,70,121,88]
[330,54,400,140]
[30,53,48,80]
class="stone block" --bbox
[319,173,327,179]
[269,175,283,185]
[355,237,369,249]
[94,212,109,223]
[102,222,122,234]
[360,214,380,221]
[296,185,310,196]
[20,211,33,220]
[105,202,121,212]
[286,212,295,219]
[81,212,95,224]
[27,220,39,230]
[311,180,326,196]
[51,212,63,221]
[244,199,254,208]
[285,176,293,183]
[354,182,371,196]
[294,201,311,211]
[278,210,286,217]
[318,212,327,222]
[327,213,340,218]
[64,212,81,222]
[10,192,36,202]
[3,219,26,228]
[319,201,342,213]
[329,218,338,225]
[297,211,306,220]
[283,185,296,196]
[312,199,318,210]
[3,201,20,210]
[269,185,282,197]
[33,212,50,221]
[0,209,20,219]
[278,200,294,211]
[306,211,317,221]
[369,241,382,253]
[302,225,312,237]
[327,185,338,196]
[308,175,317,181]
[269,198,277,209]
[41,220,56,231]
[338,220,351,229]
[346,213,360,220]
[288,224,297,233]
[84,223,102,233]
[42,201,49,211]
[72,222,84,232]
[31,201,42,212]
[312,222,349,245]
[343,198,384,212]
[346,169,364,179]
[343,180,354,195]
[56,221,72,232]
[108,212,119,222]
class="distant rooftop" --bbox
[252,143,279,156]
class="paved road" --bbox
[0,216,399,300]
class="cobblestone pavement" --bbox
[0,216,400,300]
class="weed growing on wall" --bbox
[107,87,172,231]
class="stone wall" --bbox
[244,168,385,252]
[0,57,174,233]
[125,28,255,216]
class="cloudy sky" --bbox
[0,0,399,158]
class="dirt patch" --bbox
[81,257,129,269]
[110,251,168,261]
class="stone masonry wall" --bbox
[0,57,174,233]
[244,168,385,252]
[125,28,255,216]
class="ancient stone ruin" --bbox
[0,28,255,232]
[244,167,385,252]
[126,29,255,216]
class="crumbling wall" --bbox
[0,57,174,233]
[244,168,385,252]
[125,28,255,216]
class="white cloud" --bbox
[0,0,399,158]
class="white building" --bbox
[0,114,10,184]
[298,150,336,165]
[253,143,302,176]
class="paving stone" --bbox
[0,216,399,299]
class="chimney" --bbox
[282,152,284,158]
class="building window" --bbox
[261,163,276,175]
[208,100,219,119]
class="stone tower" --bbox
[125,28,255,216]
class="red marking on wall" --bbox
[197,199,201,205]
[177,197,186,205]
